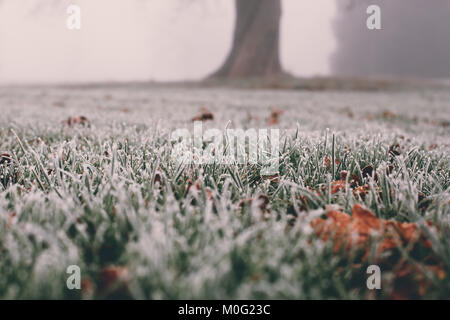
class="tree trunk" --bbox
[210,0,283,79]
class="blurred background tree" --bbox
[210,0,283,79]
[333,0,450,78]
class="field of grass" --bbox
[0,85,449,299]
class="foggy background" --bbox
[333,0,450,79]
[1,0,450,85]
[0,0,336,84]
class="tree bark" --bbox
[210,0,283,79]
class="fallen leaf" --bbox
[330,180,346,194]
[389,143,401,157]
[267,108,283,125]
[353,184,370,199]
[418,193,432,212]
[98,266,129,293]
[0,153,12,165]
[192,109,214,122]
[312,204,434,254]
[324,157,331,169]
[382,110,396,120]
[361,165,377,180]
[64,116,90,126]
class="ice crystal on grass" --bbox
[0,86,449,299]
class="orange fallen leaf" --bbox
[64,116,89,126]
[382,110,396,120]
[324,157,331,169]
[98,266,129,293]
[312,204,442,299]
[330,180,346,194]
[192,108,214,122]
[267,108,283,125]
[312,204,433,254]
[353,184,370,199]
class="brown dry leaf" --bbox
[382,110,396,120]
[0,153,12,165]
[192,108,214,122]
[352,204,381,231]
[153,171,163,186]
[361,165,377,180]
[81,278,94,295]
[353,184,370,199]
[312,204,433,254]
[98,266,129,293]
[386,164,394,175]
[388,262,446,300]
[324,157,331,169]
[418,192,432,212]
[312,204,444,299]
[64,116,89,126]
[311,207,353,251]
[267,108,283,125]
[440,120,450,128]
[330,180,346,194]
[389,143,401,157]
[186,178,201,194]
[350,173,361,187]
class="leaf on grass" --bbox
[64,116,90,126]
[418,192,432,212]
[312,204,434,254]
[81,278,94,295]
[98,266,129,294]
[382,110,396,120]
[388,143,402,157]
[186,178,201,194]
[330,180,346,194]
[239,194,270,212]
[267,108,283,125]
[153,171,163,186]
[192,108,214,122]
[0,153,12,165]
[324,157,331,169]
[353,184,370,199]
[361,164,377,180]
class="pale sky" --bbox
[0,0,337,84]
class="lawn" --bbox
[0,85,449,299]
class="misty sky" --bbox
[0,0,336,84]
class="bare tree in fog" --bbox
[209,0,283,79]
[8,0,285,80]
[333,0,450,78]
